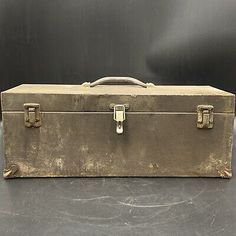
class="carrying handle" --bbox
[82,77,155,88]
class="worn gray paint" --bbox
[1,83,235,177]
[2,112,234,178]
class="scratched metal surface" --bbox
[0,119,235,236]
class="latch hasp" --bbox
[110,104,129,134]
[24,103,41,128]
[197,105,214,129]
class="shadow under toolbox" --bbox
[1,77,235,178]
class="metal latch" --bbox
[110,104,129,134]
[197,105,214,129]
[24,103,41,128]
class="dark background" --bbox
[0,0,236,98]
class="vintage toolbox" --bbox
[1,77,235,178]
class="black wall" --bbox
[0,0,236,95]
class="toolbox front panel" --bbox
[2,112,234,177]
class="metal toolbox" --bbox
[1,77,235,178]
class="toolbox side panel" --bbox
[2,112,234,178]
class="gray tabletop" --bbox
[0,119,235,236]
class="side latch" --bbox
[197,105,214,129]
[110,104,129,134]
[24,103,41,128]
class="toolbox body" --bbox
[1,77,235,178]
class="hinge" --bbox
[197,105,214,129]
[110,104,129,134]
[24,103,41,128]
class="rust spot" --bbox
[55,158,64,170]
[198,155,232,178]
[216,164,232,178]
[149,163,159,169]
[3,164,19,178]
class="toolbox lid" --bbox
[1,78,235,113]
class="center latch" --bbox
[109,104,129,134]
